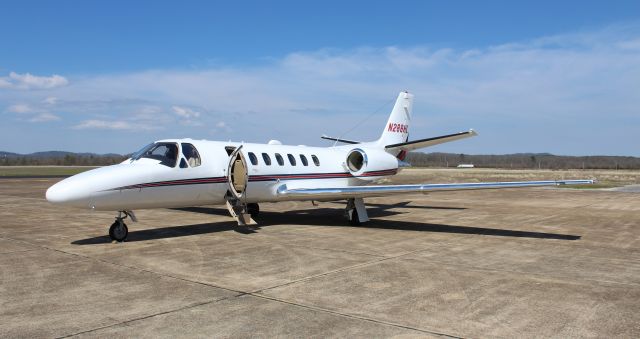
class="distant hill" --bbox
[0,151,20,158]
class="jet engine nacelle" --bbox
[346,148,367,173]
[345,148,398,178]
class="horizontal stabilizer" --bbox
[277,179,595,200]
[385,129,477,152]
[321,135,361,144]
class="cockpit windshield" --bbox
[130,143,154,160]
[131,142,179,167]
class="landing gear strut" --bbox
[109,211,135,242]
[345,198,369,226]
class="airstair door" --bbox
[226,145,248,200]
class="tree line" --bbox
[1,154,129,166]
[405,152,640,170]
[2,151,639,170]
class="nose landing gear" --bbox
[109,220,128,242]
[108,211,136,242]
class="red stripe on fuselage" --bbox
[107,169,398,191]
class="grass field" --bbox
[386,168,640,189]
[0,166,96,177]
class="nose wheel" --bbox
[108,211,134,242]
[109,220,128,242]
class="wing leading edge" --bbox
[385,129,478,152]
[277,179,595,200]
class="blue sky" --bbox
[1,1,639,155]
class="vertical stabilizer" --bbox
[377,91,413,147]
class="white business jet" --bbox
[46,92,593,241]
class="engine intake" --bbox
[346,148,367,173]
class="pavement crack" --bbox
[57,297,231,338]
[401,256,640,288]
[252,247,434,294]
[0,235,249,295]
[0,248,39,255]
[266,241,387,258]
[250,293,461,338]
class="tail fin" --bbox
[377,91,413,147]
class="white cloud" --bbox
[5,103,60,123]
[213,120,231,132]
[43,96,58,105]
[0,78,11,88]
[72,112,164,130]
[2,23,640,155]
[172,105,201,118]
[29,112,60,122]
[7,104,33,113]
[73,120,135,130]
[172,105,203,126]
[0,72,69,90]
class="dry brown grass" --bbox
[384,168,640,188]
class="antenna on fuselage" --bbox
[330,96,395,148]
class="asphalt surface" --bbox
[608,184,640,193]
[1,176,639,338]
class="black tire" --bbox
[109,221,128,242]
[247,203,260,218]
[349,209,361,226]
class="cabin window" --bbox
[180,158,188,168]
[248,152,258,165]
[300,154,309,166]
[225,146,236,156]
[181,143,201,167]
[275,153,284,166]
[311,155,320,166]
[262,153,272,166]
[287,154,296,166]
[135,142,178,167]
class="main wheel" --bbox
[109,221,128,242]
[349,209,361,226]
[247,203,260,218]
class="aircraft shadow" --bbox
[257,208,580,240]
[170,202,465,217]
[72,205,579,244]
[328,201,467,211]
[72,221,238,245]
[171,206,230,215]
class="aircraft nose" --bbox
[46,177,93,208]
[45,181,68,204]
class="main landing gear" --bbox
[247,203,260,218]
[109,211,136,242]
[345,198,369,226]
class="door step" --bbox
[226,200,257,226]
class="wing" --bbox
[277,179,594,200]
[385,129,477,152]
